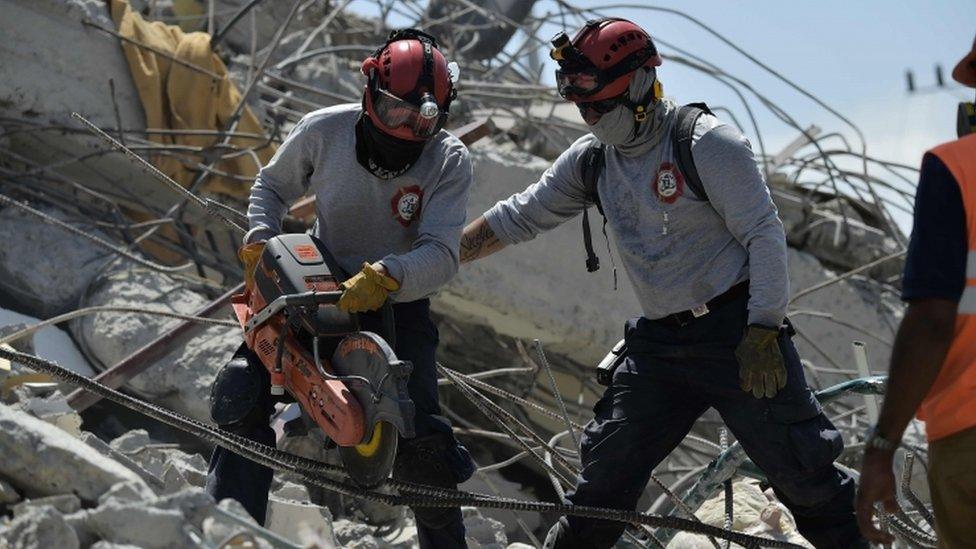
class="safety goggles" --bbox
[555,67,605,99]
[370,84,448,139]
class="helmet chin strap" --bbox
[617,77,663,138]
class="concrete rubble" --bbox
[71,265,238,422]
[0,398,534,548]
[0,0,932,546]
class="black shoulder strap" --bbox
[580,144,606,272]
[673,102,712,202]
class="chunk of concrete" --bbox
[12,494,81,516]
[98,480,157,506]
[86,504,188,548]
[265,495,337,545]
[81,432,165,492]
[203,499,276,549]
[0,504,80,549]
[462,507,507,549]
[82,487,217,548]
[110,429,152,453]
[272,480,311,502]
[0,206,119,318]
[72,265,239,421]
[20,392,83,436]
[0,403,149,501]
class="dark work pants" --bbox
[555,293,866,549]
[206,299,473,548]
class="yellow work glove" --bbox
[338,262,400,313]
[238,241,265,289]
[735,325,787,399]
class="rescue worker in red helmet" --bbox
[206,29,475,548]
[460,18,867,547]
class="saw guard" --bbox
[331,332,415,441]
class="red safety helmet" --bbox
[551,18,662,102]
[361,29,458,141]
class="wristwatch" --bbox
[866,427,899,452]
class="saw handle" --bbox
[244,290,344,335]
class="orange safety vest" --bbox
[918,133,976,442]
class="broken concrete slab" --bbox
[86,503,188,548]
[0,403,149,501]
[98,480,157,506]
[81,432,166,492]
[109,428,153,453]
[19,392,83,436]
[0,205,119,318]
[12,494,81,517]
[0,504,81,549]
[82,488,218,548]
[202,498,275,549]
[265,495,337,545]
[72,264,239,421]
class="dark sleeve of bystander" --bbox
[901,153,967,302]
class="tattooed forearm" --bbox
[460,216,505,263]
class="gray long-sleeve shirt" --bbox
[246,104,473,303]
[484,111,788,327]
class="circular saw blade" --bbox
[337,420,398,487]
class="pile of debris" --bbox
[0,392,519,548]
[0,0,937,547]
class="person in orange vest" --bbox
[857,34,976,546]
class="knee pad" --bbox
[210,350,269,429]
[394,434,461,529]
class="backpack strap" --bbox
[672,102,712,201]
[580,144,606,272]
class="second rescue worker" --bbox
[460,18,868,548]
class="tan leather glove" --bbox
[337,262,400,313]
[238,241,265,289]
[735,325,787,399]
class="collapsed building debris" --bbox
[0,0,938,547]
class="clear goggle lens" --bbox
[372,87,446,138]
[555,68,600,98]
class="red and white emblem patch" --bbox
[391,185,424,227]
[654,162,684,204]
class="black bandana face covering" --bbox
[355,113,427,180]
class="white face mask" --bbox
[589,104,635,145]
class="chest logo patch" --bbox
[654,162,684,204]
[391,185,424,227]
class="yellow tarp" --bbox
[109,0,275,199]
